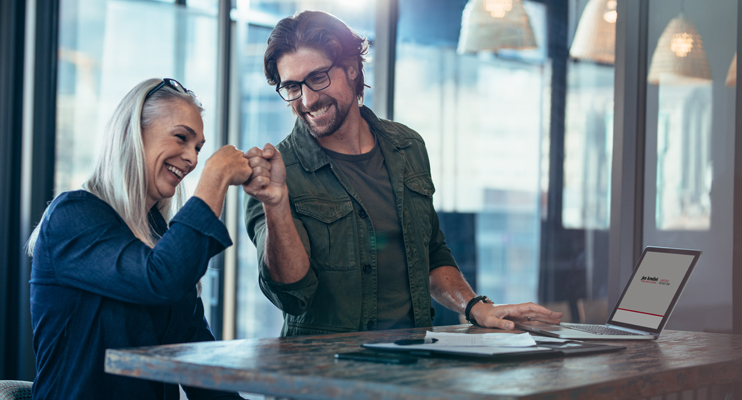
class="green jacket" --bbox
[245,106,458,337]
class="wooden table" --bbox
[104,325,742,400]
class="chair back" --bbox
[0,380,32,400]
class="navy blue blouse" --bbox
[30,190,242,400]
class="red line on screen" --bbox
[617,308,664,318]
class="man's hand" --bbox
[470,302,563,330]
[242,143,287,206]
[243,143,309,284]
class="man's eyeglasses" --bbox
[146,78,202,107]
[276,62,336,102]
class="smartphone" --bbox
[334,351,418,364]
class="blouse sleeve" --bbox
[35,191,232,305]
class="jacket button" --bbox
[367,320,375,330]
[363,264,372,274]
[358,209,368,218]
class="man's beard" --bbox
[296,96,352,139]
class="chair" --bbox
[0,380,32,400]
[576,297,609,324]
[543,301,573,323]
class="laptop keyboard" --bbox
[560,323,643,336]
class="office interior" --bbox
[1,0,741,385]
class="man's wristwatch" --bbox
[464,295,492,326]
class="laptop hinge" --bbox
[606,324,658,338]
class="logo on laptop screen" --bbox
[641,276,670,286]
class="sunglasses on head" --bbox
[146,78,202,107]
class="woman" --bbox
[27,78,248,399]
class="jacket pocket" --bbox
[293,197,356,270]
[405,173,435,198]
[404,174,435,243]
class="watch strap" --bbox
[464,295,490,326]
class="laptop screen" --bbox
[608,247,700,332]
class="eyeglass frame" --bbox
[275,61,337,102]
[146,78,202,107]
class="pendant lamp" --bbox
[727,53,737,86]
[457,0,537,54]
[569,0,617,64]
[647,13,712,85]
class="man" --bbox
[243,10,561,337]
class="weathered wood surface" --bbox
[104,325,742,400]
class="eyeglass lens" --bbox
[278,71,332,101]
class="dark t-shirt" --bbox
[323,138,415,330]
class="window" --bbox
[394,0,615,323]
[643,0,737,333]
[562,62,614,230]
[395,0,549,315]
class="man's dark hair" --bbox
[264,10,370,102]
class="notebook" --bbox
[516,246,701,340]
[362,340,625,361]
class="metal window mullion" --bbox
[608,0,648,310]
[733,0,742,336]
[538,0,570,307]
[17,0,59,380]
[214,0,235,340]
[373,0,398,120]
[0,0,26,380]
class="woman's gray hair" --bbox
[27,78,204,255]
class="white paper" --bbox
[424,331,537,347]
[482,332,538,347]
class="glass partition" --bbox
[558,0,617,321]
[643,0,737,333]
[394,0,615,324]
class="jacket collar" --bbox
[290,105,412,172]
[360,106,413,150]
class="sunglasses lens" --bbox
[146,79,199,107]
[167,79,184,93]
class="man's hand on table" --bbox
[470,302,563,330]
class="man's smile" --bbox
[307,105,330,119]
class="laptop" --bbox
[516,246,701,340]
